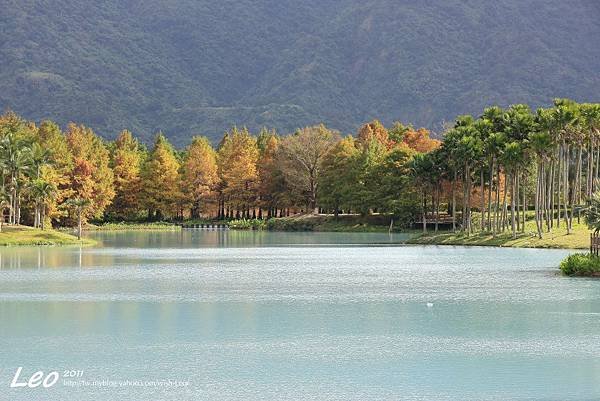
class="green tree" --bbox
[29,179,56,229]
[318,136,359,216]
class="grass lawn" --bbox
[0,225,94,246]
[407,217,590,249]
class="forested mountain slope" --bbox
[1,0,599,144]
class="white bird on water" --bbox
[426,302,434,308]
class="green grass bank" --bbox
[407,219,590,250]
[0,226,94,246]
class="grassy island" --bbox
[0,226,94,246]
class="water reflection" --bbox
[2,232,600,400]
[90,229,409,249]
[0,230,408,271]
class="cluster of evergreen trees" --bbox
[1,98,598,233]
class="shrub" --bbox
[228,219,267,230]
[560,253,600,276]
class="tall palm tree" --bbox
[0,132,32,225]
[583,192,600,233]
[410,153,435,233]
[454,120,483,236]
[529,130,554,239]
[501,141,526,239]
[0,187,10,232]
[29,179,56,229]
[30,142,51,179]
[551,100,578,233]
[65,198,91,240]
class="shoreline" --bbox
[3,216,586,251]
[0,226,96,246]
[406,226,589,250]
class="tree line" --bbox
[0,98,598,235]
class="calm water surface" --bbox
[0,230,599,400]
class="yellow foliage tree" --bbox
[183,136,219,218]
[110,130,144,219]
[141,133,181,219]
[357,120,392,149]
[36,120,73,223]
[65,123,115,221]
[401,128,441,153]
[217,127,259,218]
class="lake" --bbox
[0,230,599,400]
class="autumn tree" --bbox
[141,133,181,220]
[109,130,144,219]
[402,127,441,153]
[276,125,338,213]
[35,120,73,225]
[182,136,219,218]
[357,120,392,149]
[217,127,259,218]
[65,123,115,221]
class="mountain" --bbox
[1,0,599,145]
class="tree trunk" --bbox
[557,147,562,228]
[501,175,508,232]
[435,187,440,233]
[511,173,517,239]
[494,165,500,235]
[564,143,571,233]
[487,158,494,231]
[466,164,472,236]
[480,169,485,232]
[77,210,82,240]
[516,171,520,232]
[535,161,543,239]
[452,170,457,232]
[422,191,427,234]
[521,174,526,232]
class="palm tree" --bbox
[440,128,462,232]
[501,141,526,239]
[0,187,10,233]
[65,198,91,240]
[0,132,32,225]
[583,192,600,233]
[551,100,578,233]
[30,142,51,179]
[454,120,483,236]
[473,118,493,232]
[529,130,554,239]
[410,153,435,233]
[29,179,56,229]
